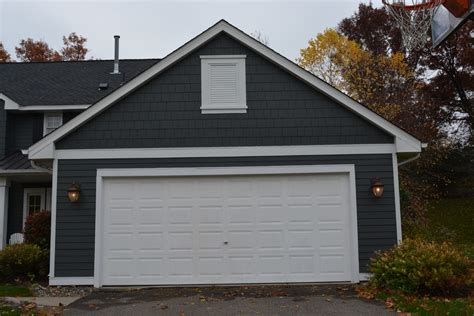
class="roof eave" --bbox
[28,20,423,160]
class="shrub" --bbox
[369,238,471,296]
[24,211,51,250]
[0,244,48,282]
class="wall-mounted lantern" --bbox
[67,182,81,202]
[370,178,384,198]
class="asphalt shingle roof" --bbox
[0,151,32,170]
[0,59,159,106]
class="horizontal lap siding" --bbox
[55,154,396,277]
[56,33,392,150]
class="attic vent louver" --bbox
[98,83,109,90]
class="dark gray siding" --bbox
[63,111,80,124]
[57,33,393,150]
[7,182,24,237]
[0,101,6,159]
[55,154,396,277]
[6,113,43,155]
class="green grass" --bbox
[404,197,474,258]
[376,291,474,316]
[0,284,32,297]
[0,303,20,316]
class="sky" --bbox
[0,0,376,61]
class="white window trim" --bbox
[43,112,63,136]
[91,164,359,287]
[22,188,47,227]
[200,55,247,114]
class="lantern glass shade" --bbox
[67,183,81,202]
[371,179,384,198]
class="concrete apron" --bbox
[3,296,80,307]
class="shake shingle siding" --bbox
[55,154,397,277]
[6,113,43,155]
[0,101,6,158]
[57,33,392,149]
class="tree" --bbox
[296,29,360,92]
[338,3,403,56]
[61,32,88,61]
[0,42,11,62]
[418,22,474,144]
[297,29,414,121]
[14,33,89,62]
[335,3,472,224]
[15,38,62,62]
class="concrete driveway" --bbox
[62,284,394,315]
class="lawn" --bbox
[0,284,32,297]
[0,303,21,316]
[404,197,474,258]
[376,291,474,316]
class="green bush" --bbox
[369,239,471,296]
[0,244,48,282]
[24,211,51,250]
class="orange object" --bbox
[443,0,470,17]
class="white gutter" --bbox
[1,93,90,111]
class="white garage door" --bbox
[99,172,354,285]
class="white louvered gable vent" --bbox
[201,55,247,114]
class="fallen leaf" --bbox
[160,304,168,310]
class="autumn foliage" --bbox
[24,211,51,251]
[297,3,473,224]
[0,33,89,63]
[369,239,471,296]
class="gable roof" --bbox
[28,20,422,159]
[0,59,159,108]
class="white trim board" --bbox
[55,144,396,159]
[49,277,94,286]
[0,94,90,111]
[93,164,359,287]
[49,159,58,279]
[28,20,421,160]
[392,153,402,243]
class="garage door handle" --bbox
[224,241,228,245]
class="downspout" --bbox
[23,150,52,174]
[398,153,421,167]
[397,143,427,167]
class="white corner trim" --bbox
[0,93,20,110]
[49,277,94,286]
[392,153,402,243]
[49,159,58,279]
[54,144,396,160]
[93,164,359,287]
[27,20,422,160]
[359,273,372,281]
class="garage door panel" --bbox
[197,206,224,225]
[101,172,353,285]
[197,231,225,250]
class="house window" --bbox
[200,55,247,114]
[43,112,63,135]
